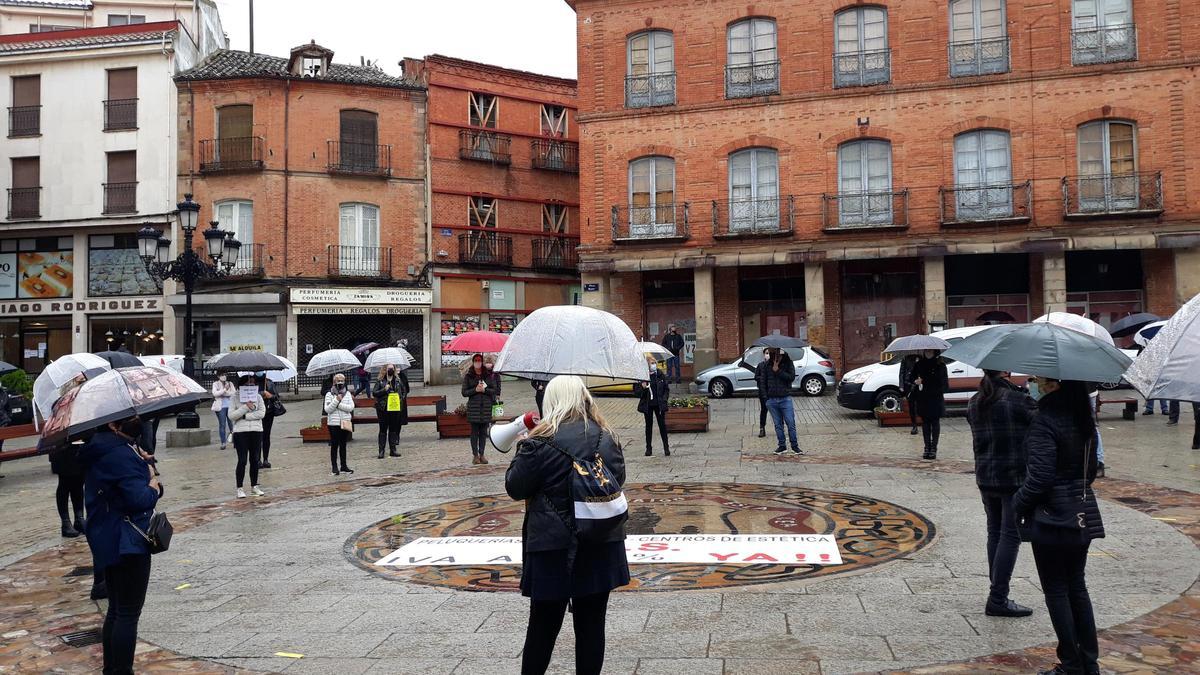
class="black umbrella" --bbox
[211,350,288,373]
[0,360,17,375]
[751,335,807,349]
[94,350,142,368]
[1108,312,1161,338]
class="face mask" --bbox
[473,361,483,369]
[387,368,395,375]
[1027,381,1041,401]
[118,418,142,438]
[334,382,345,391]
[484,363,493,370]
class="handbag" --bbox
[340,418,354,432]
[1019,436,1094,546]
[126,511,173,554]
[270,397,287,417]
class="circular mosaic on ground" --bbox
[345,482,936,591]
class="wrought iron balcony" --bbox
[833,49,890,88]
[939,181,1032,226]
[102,182,137,214]
[327,245,392,278]
[1072,24,1137,65]
[821,190,908,230]
[532,238,578,271]
[458,232,513,267]
[712,196,794,238]
[199,136,265,173]
[948,37,1010,77]
[103,98,137,130]
[7,187,40,219]
[725,61,780,98]
[458,129,511,165]
[611,203,689,242]
[193,242,266,280]
[8,105,40,137]
[1061,172,1162,219]
[625,72,676,108]
[531,139,578,173]
[327,141,392,176]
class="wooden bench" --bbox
[349,395,447,424]
[0,423,42,461]
[1098,397,1138,421]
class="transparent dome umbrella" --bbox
[1033,312,1115,345]
[495,305,649,383]
[304,348,362,377]
[365,347,414,373]
[638,341,673,360]
[33,352,112,425]
[1126,293,1200,402]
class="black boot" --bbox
[73,516,85,534]
[61,519,80,538]
[377,448,385,459]
[758,427,766,438]
[910,426,919,435]
[390,446,400,457]
[645,447,652,456]
[664,446,671,457]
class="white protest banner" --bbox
[376,534,842,567]
[238,386,259,403]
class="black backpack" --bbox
[542,434,628,545]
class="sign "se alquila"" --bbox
[289,288,433,306]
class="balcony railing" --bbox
[1062,172,1162,218]
[939,181,1032,225]
[833,49,891,88]
[532,238,578,272]
[458,232,513,267]
[821,190,908,230]
[458,129,511,165]
[531,139,579,173]
[625,72,676,108]
[199,136,265,173]
[103,98,137,130]
[7,187,40,219]
[948,37,1010,77]
[194,242,266,279]
[1072,24,1137,65]
[102,182,137,214]
[725,61,780,98]
[8,105,40,137]
[327,141,391,176]
[611,203,689,242]
[327,245,392,278]
[712,196,794,237]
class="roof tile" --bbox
[176,49,422,90]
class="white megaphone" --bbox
[489,411,540,453]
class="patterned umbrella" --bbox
[32,353,111,424]
[305,348,361,377]
[1125,293,1200,402]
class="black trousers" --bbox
[469,422,489,456]
[232,431,261,488]
[535,391,545,418]
[980,489,1021,606]
[757,396,768,430]
[261,414,274,462]
[329,427,350,472]
[922,417,941,452]
[643,407,668,453]
[102,553,151,675]
[378,411,403,453]
[55,472,84,522]
[1167,400,1200,445]
[522,591,609,675]
[1032,541,1099,675]
[906,392,919,428]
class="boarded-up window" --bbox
[540,105,567,137]
[525,283,567,311]
[11,157,38,188]
[440,278,483,308]
[468,93,497,128]
[12,75,39,106]
[339,110,379,170]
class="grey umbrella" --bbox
[751,335,806,349]
[1125,293,1200,402]
[883,334,952,354]
[94,350,143,368]
[1108,312,1161,338]
[941,322,1132,382]
[211,350,288,373]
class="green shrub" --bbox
[0,369,33,398]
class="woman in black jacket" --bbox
[50,441,86,538]
[966,370,1036,618]
[372,364,409,459]
[911,350,949,459]
[258,374,278,469]
[461,353,501,464]
[1014,378,1105,675]
[899,354,920,435]
[637,355,671,457]
[505,375,629,675]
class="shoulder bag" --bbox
[1019,435,1094,546]
[270,397,287,417]
[126,511,174,554]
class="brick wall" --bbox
[714,266,740,361]
[609,271,644,338]
[822,262,843,373]
[1142,249,1178,317]
[1028,253,1045,319]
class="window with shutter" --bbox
[9,156,40,218]
[10,75,40,137]
[104,151,136,214]
[216,105,253,164]
[105,68,137,130]
[339,110,379,171]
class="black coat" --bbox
[259,380,279,419]
[755,354,795,399]
[372,373,410,424]
[967,379,1036,492]
[899,355,919,397]
[461,369,501,424]
[1013,391,1105,541]
[505,419,627,553]
[637,370,670,414]
[663,332,684,357]
[911,357,949,419]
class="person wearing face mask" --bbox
[229,374,266,498]
[462,353,501,464]
[210,374,236,450]
[81,414,162,675]
[372,363,409,459]
[637,354,671,457]
[911,349,949,460]
[324,374,356,476]
[257,372,278,469]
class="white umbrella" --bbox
[32,353,111,424]
[1133,320,1168,347]
[495,305,649,382]
[638,342,672,360]
[883,334,953,354]
[266,355,297,382]
[305,348,361,377]
[139,354,185,372]
[364,347,413,373]
[1125,293,1200,402]
[1033,312,1115,346]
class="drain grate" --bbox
[64,566,94,578]
[1114,496,1148,505]
[60,629,102,648]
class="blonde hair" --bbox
[530,375,615,441]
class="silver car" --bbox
[694,346,837,398]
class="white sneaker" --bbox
[251,485,265,496]
[236,488,246,499]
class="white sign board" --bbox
[376,534,843,567]
[238,386,258,403]
[219,321,277,355]
[290,288,433,305]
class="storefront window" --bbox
[0,236,73,300]
[88,233,159,297]
[441,315,480,367]
[16,316,71,374]
[89,317,163,356]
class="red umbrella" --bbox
[446,330,509,353]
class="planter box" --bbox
[665,406,709,433]
[300,421,330,443]
[875,402,923,428]
[437,413,471,439]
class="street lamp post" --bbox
[139,193,241,428]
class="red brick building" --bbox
[402,55,580,384]
[176,42,431,381]
[570,0,1200,383]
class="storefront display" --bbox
[487,314,517,334]
[0,237,73,299]
[88,234,159,297]
[89,317,164,356]
[441,315,480,367]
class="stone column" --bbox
[70,234,88,352]
[1043,251,1067,313]
[923,256,947,329]
[693,266,717,371]
[804,262,826,346]
[1175,247,1200,306]
[580,272,610,311]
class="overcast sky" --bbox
[212,0,579,79]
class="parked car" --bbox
[3,390,32,425]
[694,345,837,398]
